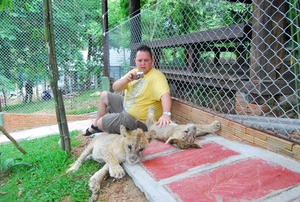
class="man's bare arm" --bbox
[157,92,172,128]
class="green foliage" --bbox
[0,74,15,93]
[0,0,103,98]
[187,86,211,107]
[119,0,129,19]
[0,0,12,10]
[129,0,251,43]
[288,0,300,113]
[110,0,157,29]
[0,152,32,178]
[0,131,101,201]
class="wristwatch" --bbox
[163,111,171,116]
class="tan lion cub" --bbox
[146,106,221,149]
[66,125,156,201]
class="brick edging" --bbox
[2,113,96,133]
[171,100,300,160]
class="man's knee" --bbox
[100,91,108,99]
[100,91,109,104]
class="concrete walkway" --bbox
[0,120,92,144]
[1,120,300,202]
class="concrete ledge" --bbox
[171,99,300,161]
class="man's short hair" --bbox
[136,45,152,58]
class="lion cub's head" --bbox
[165,124,201,149]
[120,125,156,164]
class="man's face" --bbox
[134,50,153,74]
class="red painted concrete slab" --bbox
[143,140,174,156]
[142,143,239,180]
[168,158,300,202]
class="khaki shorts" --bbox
[102,92,147,134]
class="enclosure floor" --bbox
[2,120,300,202]
[124,137,300,202]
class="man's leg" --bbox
[82,91,123,136]
[24,93,28,103]
[82,91,109,136]
[102,111,147,134]
[29,93,32,102]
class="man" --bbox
[24,81,33,103]
[83,45,172,135]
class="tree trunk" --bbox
[102,0,109,77]
[43,0,71,152]
[0,126,27,154]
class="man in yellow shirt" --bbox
[83,45,172,135]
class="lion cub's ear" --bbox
[190,141,202,148]
[165,137,202,149]
[165,136,179,145]
[145,130,156,143]
[120,125,128,137]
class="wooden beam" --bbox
[250,0,287,80]
[131,23,250,50]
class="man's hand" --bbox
[156,114,172,128]
[127,72,135,82]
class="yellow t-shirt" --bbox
[122,68,170,122]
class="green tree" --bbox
[0,0,12,10]
[0,0,47,98]
[0,0,103,101]
[52,0,103,93]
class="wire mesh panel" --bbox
[107,0,300,142]
[0,0,103,115]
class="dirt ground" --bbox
[71,134,149,202]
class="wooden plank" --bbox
[164,70,294,95]
[131,23,250,49]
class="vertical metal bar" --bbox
[102,0,109,77]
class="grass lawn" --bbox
[0,131,102,201]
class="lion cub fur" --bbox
[146,106,221,149]
[66,125,156,201]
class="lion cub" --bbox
[146,106,221,149]
[66,125,156,201]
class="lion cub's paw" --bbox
[89,178,100,202]
[109,165,125,179]
[211,120,221,132]
[148,106,155,115]
[89,177,100,197]
[66,166,77,174]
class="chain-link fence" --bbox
[0,0,103,114]
[106,0,300,142]
[1,0,299,142]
